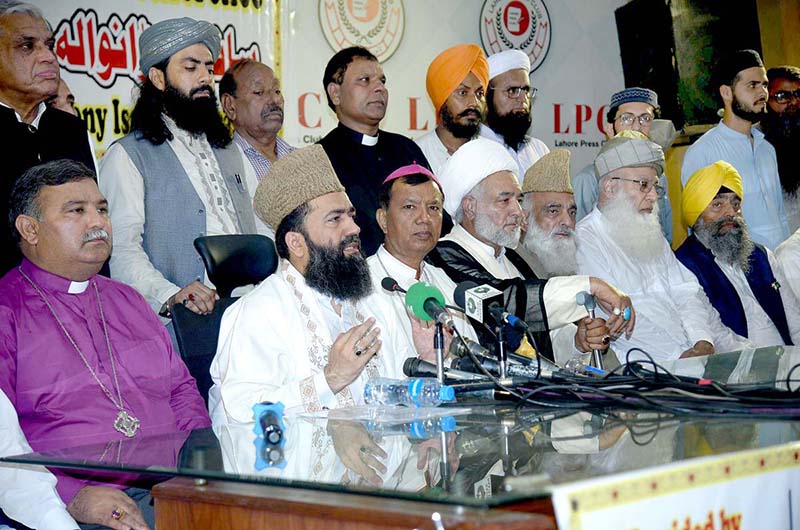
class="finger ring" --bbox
[602,335,611,345]
[355,349,363,357]
[623,307,631,321]
[182,298,189,306]
[612,307,621,316]
[188,293,195,302]
[111,508,124,520]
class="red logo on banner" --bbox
[54,9,262,88]
[319,0,405,63]
[479,0,551,72]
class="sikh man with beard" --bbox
[682,49,789,250]
[763,66,800,231]
[576,132,751,363]
[676,161,800,347]
[99,18,258,320]
[415,45,488,175]
[209,146,418,426]
[571,88,673,242]
[428,138,632,363]
[479,50,549,177]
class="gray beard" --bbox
[522,219,578,277]
[475,211,520,249]
[693,216,754,274]
[600,193,663,261]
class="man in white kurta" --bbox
[479,50,549,177]
[776,228,800,302]
[577,132,751,363]
[209,145,416,427]
[427,138,635,363]
[366,164,479,350]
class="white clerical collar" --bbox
[361,133,378,146]
[0,100,47,128]
[68,280,90,294]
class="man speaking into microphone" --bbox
[427,139,634,362]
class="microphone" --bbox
[251,402,286,470]
[381,276,406,294]
[449,336,560,372]
[452,354,553,379]
[453,281,527,331]
[403,357,487,381]
[404,282,455,330]
[576,291,604,370]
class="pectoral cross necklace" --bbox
[19,267,140,437]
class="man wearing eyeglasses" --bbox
[681,49,789,250]
[762,66,800,231]
[479,50,549,178]
[676,161,800,347]
[576,131,751,363]
[572,87,673,243]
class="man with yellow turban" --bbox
[416,44,489,175]
[676,161,800,347]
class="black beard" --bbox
[694,216,754,273]
[731,95,766,124]
[486,103,531,151]
[163,82,224,136]
[762,108,800,143]
[439,104,481,139]
[304,235,373,302]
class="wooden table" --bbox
[153,477,557,530]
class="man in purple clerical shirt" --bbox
[0,159,210,530]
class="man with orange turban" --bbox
[416,44,489,174]
[676,161,800,347]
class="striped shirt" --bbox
[234,132,295,181]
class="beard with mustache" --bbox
[440,103,482,139]
[693,215,755,274]
[762,108,800,194]
[731,92,767,124]
[163,80,226,137]
[486,96,531,151]
[303,234,373,302]
[522,219,578,277]
[474,209,521,250]
[600,192,663,262]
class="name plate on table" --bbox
[551,442,800,530]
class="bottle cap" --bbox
[439,385,455,402]
[440,416,456,431]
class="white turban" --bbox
[488,50,531,79]
[438,138,519,218]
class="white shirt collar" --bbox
[375,245,425,288]
[68,280,90,294]
[0,100,47,128]
[361,133,378,146]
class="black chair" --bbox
[171,297,240,405]
[194,235,278,297]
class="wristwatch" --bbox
[158,301,172,319]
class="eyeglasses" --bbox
[616,112,654,127]
[771,89,800,104]
[491,85,537,100]
[610,177,663,196]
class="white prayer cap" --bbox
[488,50,531,80]
[438,138,519,218]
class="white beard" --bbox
[475,210,521,249]
[522,220,578,277]
[601,193,664,261]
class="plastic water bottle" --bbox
[364,377,455,407]
[364,416,457,440]
[564,351,591,374]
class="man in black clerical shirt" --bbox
[0,1,94,275]
[318,46,431,255]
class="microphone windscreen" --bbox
[381,276,400,292]
[453,280,479,308]
[402,356,418,376]
[404,282,446,322]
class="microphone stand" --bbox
[434,322,445,384]
[439,429,451,492]
[495,323,508,379]
[585,305,604,370]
